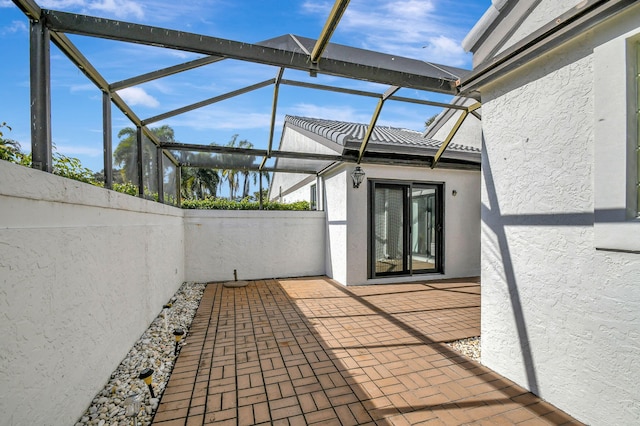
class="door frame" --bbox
[367,179,444,278]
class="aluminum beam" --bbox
[280,79,468,111]
[431,102,480,168]
[357,86,400,163]
[29,19,52,172]
[102,92,113,189]
[311,0,350,64]
[162,142,343,162]
[48,30,180,167]
[142,79,274,125]
[43,9,460,94]
[260,68,285,171]
[157,146,164,203]
[110,55,224,91]
[136,126,144,197]
[12,0,40,19]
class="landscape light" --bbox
[138,368,155,398]
[124,393,141,426]
[173,329,185,356]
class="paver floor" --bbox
[152,276,583,425]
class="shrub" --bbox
[181,197,310,211]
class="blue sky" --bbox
[0,0,490,183]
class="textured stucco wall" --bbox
[183,209,326,282]
[323,168,349,285]
[0,161,185,425]
[269,124,339,203]
[346,164,481,285]
[480,6,640,424]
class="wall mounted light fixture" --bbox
[351,166,365,188]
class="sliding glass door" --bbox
[369,181,443,277]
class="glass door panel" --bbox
[373,184,407,275]
[411,186,438,272]
[370,181,442,278]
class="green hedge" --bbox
[181,198,310,211]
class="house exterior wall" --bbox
[269,124,339,203]
[479,5,640,425]
[0,161,185,426]
[184,209,326,282]
[323,167,349,284]
[346,163,481,285]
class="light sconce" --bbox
[138,368,155,398]
[351,166,365,189]
[173,329,185,356]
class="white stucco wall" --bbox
[323,168,349,284]
[183,209,326,282]
[0,161,185,426]
[479,4,640,424]
[345,164,481,285]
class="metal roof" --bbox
[273,115,481,174]
[285,115,479,154]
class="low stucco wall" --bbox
[0,161,185,425]
[183,209,326,282]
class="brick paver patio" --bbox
[152,276,582,425]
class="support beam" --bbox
[357,86,400,163]
[48,30,180,167]
[260,68,285,171]
[431,102,481,168]
[176,166,182,207]
[29,18,52,172]
[12,0,41,19]
[110,55,224,91]
[102,91,113,189]
[162,142,343,162]
[280,79,468,110]
[310,0,351,64]
[142,79,274,125]
[43,9,461,94]
[136,126,144,197]
[157,146,164,203]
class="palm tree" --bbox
[114,125,176,188]
[219,135,255,200]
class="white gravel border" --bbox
[75,282,206,426]
[446,336,481,362]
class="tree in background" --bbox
[114,125,176,188]
[218,134,256,200]
[0,122,22,162]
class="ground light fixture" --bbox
[351,166,365,188]
[124,393,141,426]
[138,368,155,398]
[173,329,185,356]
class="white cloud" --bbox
[117,87,160,108]
[1,20,27,35]
[167,109,272,131]
[56,144,103,157]
[40,0,144,20]
[421,35,468,67]
[312,0,474,67]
